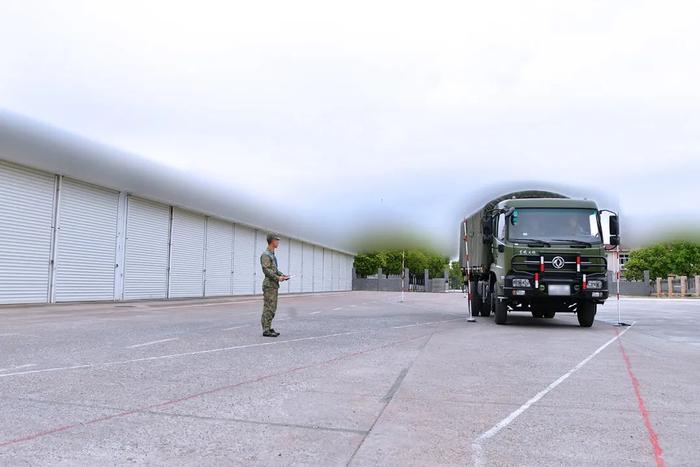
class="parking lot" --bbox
[1,292,698,466]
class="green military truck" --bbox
[459,191,619,327]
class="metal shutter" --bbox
[276,237,289,294]
[0,162,55,304]
[302,243,314,292]
[333,251,341,291]
[313,246,323,292]
[124,197,170,300]
[347,255,354,290]
[205,218,233,297]
[233,225,255,295]
[254,230,266,294]
[289,239,303,293]
[323,248,332,291]
[54,179,119,302]
[169,208,206,298]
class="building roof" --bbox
[0,110,354,255]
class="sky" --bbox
[1,0,699,254]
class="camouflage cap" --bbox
[267,233,281,243]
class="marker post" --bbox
[613,245,631,326]
[464,221,476,323]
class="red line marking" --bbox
[615,329,665,467]
[0,332,431,449]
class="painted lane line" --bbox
[222,325,249,331]
[0,318,462,379]
[0,364,37,373]
[616,329,665,466]
[309,311,322,315]
[471,322,636,467]
[126,338,179,349]
[333,307,343,311]
[393,318,463,329]
[0,331,429,449]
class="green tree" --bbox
[353,253,383,277]
[449,260,464,289]
[624,241,700,280]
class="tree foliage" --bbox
[353,248,449,277]
[624,241,700,281]
[449,260,464,289]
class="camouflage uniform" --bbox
[260,249,284,331]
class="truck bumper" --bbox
[503,274,609,302]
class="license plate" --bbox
[548,284,570,296]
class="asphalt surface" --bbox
[1,292,698,466]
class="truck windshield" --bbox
[507,208,601,244]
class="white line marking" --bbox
[471,322,636,467]
[0,364,37,373]
[222,325,249,331]
[393,318,463,329]
[0,318,460,379]
[309,311,322,315]
[126,338,179,349]
[333,307,342,311]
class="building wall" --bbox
[0,160,354,304]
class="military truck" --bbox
[459,191,619,327]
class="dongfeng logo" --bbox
[552,256,566,269]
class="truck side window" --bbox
[497,213,506,241]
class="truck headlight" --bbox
[587,280,603,289]
[512,278,531,288]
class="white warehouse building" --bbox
[0,115,354,305]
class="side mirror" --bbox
[609,215,620,245]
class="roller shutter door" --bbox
[233,225,255,295]
[276,237,289,294]
[54,179,119,302]
[0,162,55,304]
[323,249,332,291]
[333,251,342,291]
[169,208,205,298]
[205,218,233,297]
[123,197,170,300]
[302,243,314,292]
[313,246,323,292]
[288,239,303,293]
[347,255,355,290]
[254,230,267,294]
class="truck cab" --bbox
[462,194,620,327]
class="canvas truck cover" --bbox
[459,190,568,270]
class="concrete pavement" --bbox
[1,292,698,466]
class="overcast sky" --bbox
[1,1,698,253]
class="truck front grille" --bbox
[512,254,607,274]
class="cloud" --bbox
[0,0,698,253]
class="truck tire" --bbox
[493,292,508,325]
[531,311,544,318]
[577,302,596,327]
[543,311,556,319]
[469,281,482,318]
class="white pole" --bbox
[464,221,476,323]
[616,245,622,324]
[401,250,405,303]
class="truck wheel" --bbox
[469,281,482,318]
[531,311,544,318]
[577,302,596,327]
[543,311,556,319]
[493,293,508,325]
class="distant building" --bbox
[0,115,354,305]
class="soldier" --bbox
[260,233,289,337]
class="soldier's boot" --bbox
[262,330,278,338]
[269,329,280,336]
